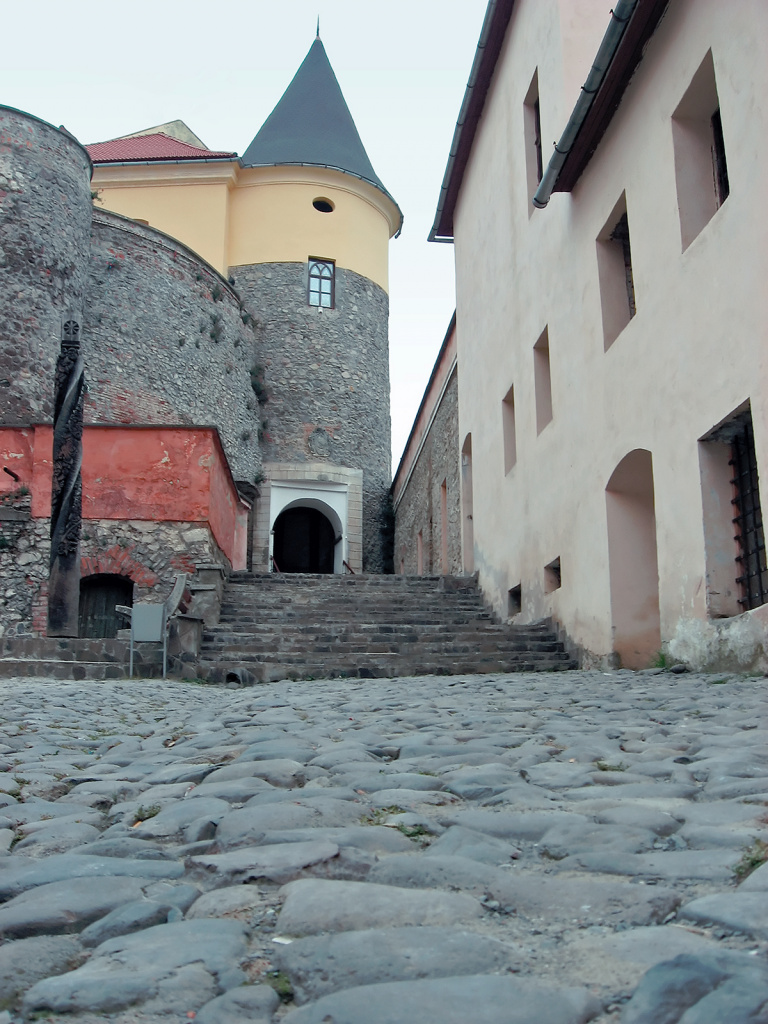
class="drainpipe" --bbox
[532,0,639,209]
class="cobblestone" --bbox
[0,669,762,1022]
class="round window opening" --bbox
[313,198,335,213]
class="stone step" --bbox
[204,618,544,634]
[0,659,129,681]
[196,653,576,685]
[228,596,484,606]
[200,634,565,652]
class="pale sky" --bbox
[1,0,489,472]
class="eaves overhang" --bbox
[91,157,240,168]
[549,0,670,196]
[429,0,518,243]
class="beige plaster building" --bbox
[426,0,768,668]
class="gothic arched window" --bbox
[308,258,335,309]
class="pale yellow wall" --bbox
[228,167,393,291]
[92,164,236,274]
[92,162,396,291]
[452,0,768,665]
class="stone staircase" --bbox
[195,573,576,684]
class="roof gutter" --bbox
[429,0,508,243]
[92,156,238,167]
[532,0,638,209]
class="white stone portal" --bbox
[253,463,364,574]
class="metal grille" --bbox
[731,418,768,609]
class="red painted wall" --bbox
[207,432,249,569]
[0,427,35,495]
[0,424,247,568]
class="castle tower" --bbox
[232,37,402,574]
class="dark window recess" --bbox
[533,98,543,184]
[610,213,636,320]
[308,258,334,309]
[711,108,730,206]
[731,418,768,610]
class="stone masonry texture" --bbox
[0,489,48,638]
[85,210,261,485]
[0,107,93,424]
[395,368,461,575]
[0,495,230,637]
[232,262,391,573]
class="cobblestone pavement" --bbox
[0,669,765,1023]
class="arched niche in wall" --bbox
[605,449,661,668]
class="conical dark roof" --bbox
[242,38,399,217]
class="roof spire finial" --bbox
[316,15,320,38]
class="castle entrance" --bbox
[272,506,336,573]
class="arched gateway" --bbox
[272,505,337,573]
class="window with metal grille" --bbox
[731,418,768,609]
[308,258,334,308]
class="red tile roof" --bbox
[87,133,236,164]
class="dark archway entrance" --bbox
[78,574,133,638]
[273,507,336,573]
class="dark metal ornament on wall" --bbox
[48,315,85,637]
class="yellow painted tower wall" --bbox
[91,163,397,292]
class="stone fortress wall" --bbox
[0,109,259,635]
[233,262,391,572]
[85,210,262,485]
[0,106,93,423]
[394,368,462,576]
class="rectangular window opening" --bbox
[508,584,522,617]
[672,51,729,250]
[597,194,636,351]
[308,257,335,309]
[524,71,543,216]
[534,327,553,433]
[544,556,561,593]
[417,530,424,576]
[502,385,517,474]
[711,108,729,206]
